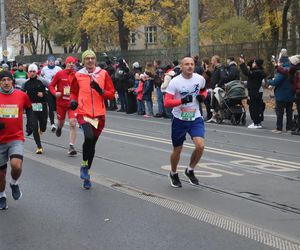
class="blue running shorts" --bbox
[171,117,205,147]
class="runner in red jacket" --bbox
[49,56,78,155]
[70,50,115,189]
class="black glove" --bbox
[196,95,204,103]
[26,125,33,136]
[0,122,5,130]
[90,81,104,95]
[70,100,78,110]
[181,94,193,104]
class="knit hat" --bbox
[279,48,288,57]
[0,71,13,80]
[289,55,300,65]
[48,55,56,62]
[254,59,264,68]
[28,64,38,72]
[65,56,76,64]
[279,48,288,63]
[132,62,140,68]
[82,49,96,62]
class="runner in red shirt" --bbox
[0,71,33,210]
[49,56,77,155]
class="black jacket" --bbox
[240,63,266,95]
[225,62,240,83]
[211,64,226,89]
[24,77,47,103]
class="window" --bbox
[145,26,157,44]
[129,31,136,44]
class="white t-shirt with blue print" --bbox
[166,73,206,121]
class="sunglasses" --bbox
[29,71,37,73]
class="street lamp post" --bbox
[0,0,7,62]
[189,0,199,57]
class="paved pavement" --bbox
[1,107,300,250]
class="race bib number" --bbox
[32,103,43,112]
[83,116,99,128]
[180,107,196,121]
[63,86,70,96]
[0,105,19,118]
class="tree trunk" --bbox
[295,0,300,42]
[290,0,298,54]
[29,32,37,55]
[46,39,53,54]
[80,29,89,52]
[233,0,241,16]
[64,46,68,54]
[268,2,280,54]
[117,11,129,51]
[282,0,292,48]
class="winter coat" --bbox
[268,61,294,102]
[142,79,154,101]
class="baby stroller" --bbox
[213,80,248,125]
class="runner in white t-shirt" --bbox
[164,57,206,187]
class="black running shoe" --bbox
[56,127,62,137]
[0,197,8,210]
[68,145,77,156]
[10,183,22,200]
[169,172,182,188]
[184,168,199,186]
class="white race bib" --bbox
[0,105,19,118]
[32,103,43,112]
[63,86,70,96]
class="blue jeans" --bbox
[137,100,145,114]
[145,100,153,115]
[156,87,165,114]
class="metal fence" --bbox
[15,39,300,68]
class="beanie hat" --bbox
[28,64,38,72]
[132,62,140,68]
[279,48,288,57]
[279,48,288,63]
[82,49,96,62]
[289,55,300,66]
[0,71,13,80]
[48,55,56,62]
[255,59,264,68]
[65,56,76,64]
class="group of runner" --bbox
[0,53,206,210]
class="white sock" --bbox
[10,178,18,185]
[0,192,6,198]
[188,167,194,172]
[170,171,177,176]
[69,143,74,146]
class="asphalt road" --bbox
[1,108,300,250]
